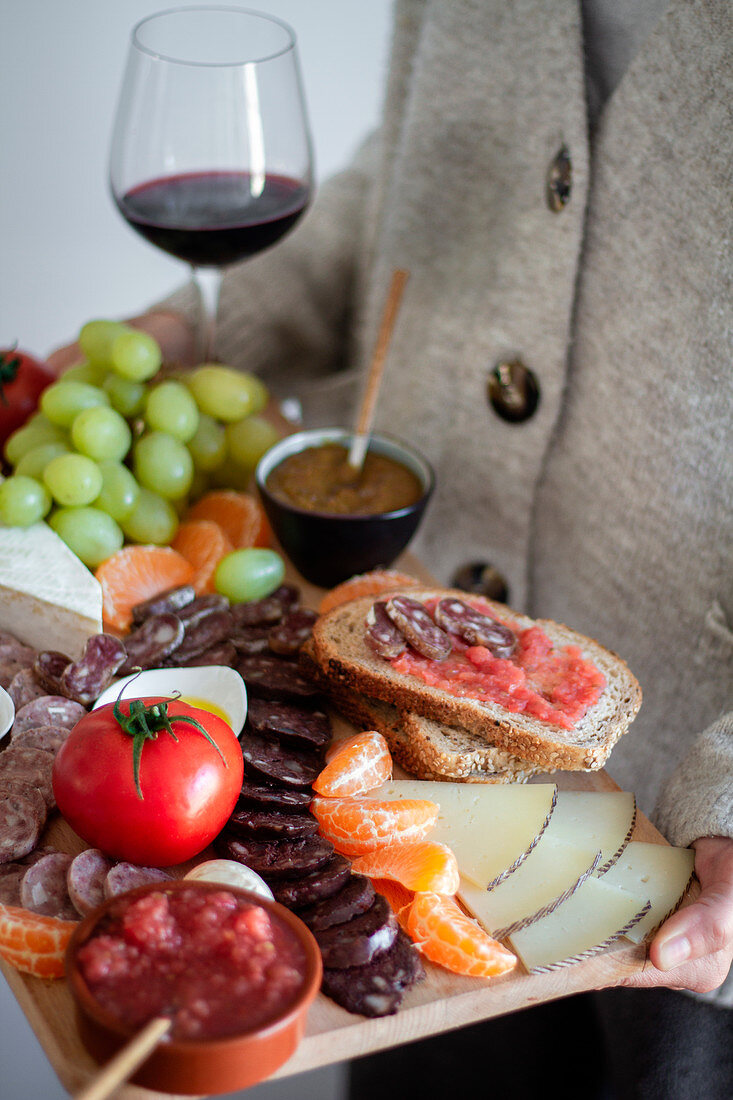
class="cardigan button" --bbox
[451,561,509,605]
[547,144,572,211]
[487,359,540,422]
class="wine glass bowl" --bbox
[109,6,313,359]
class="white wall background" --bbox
[0,2,392,1097]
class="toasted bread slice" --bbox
[311,589,642,772]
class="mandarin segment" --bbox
[315,730,392,796]
[351,840,460,894]
[0,902,77,979]
[318,569,421,615]
[94,545,195,631]
[312,796,439,856]
[372,878,414,930]
[185,490,270,549]
[171,518,234,593]
[406,892,518,979]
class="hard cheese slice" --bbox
[597,841,696,944]
[371,780,557,888]
[540,790,636,872]
[508,875,650,972]
[0,523,103,659]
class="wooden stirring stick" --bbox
[74,1016,172,1100]
[347,268,409,471]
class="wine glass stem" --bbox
[193,267,222,362]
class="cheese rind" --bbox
[597,841,696,943]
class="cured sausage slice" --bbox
[240,731,323,788]
[119,613,185,675]
[236,655,322,703]
[268,609,318,657]
[61,634,128,706]
[434,597,517,658]
[365,601,407,660]
[216,833,335,879]
[20,852,78,919]
[384,596,452,660]
[268,854,352,909]
[67,848,114,916]
[0,784,46,863]
[168,640,237,669]
[237,779,313,810]
[177,594,229,626]
[246,698,332,749]
[11,724,69,755]
[0,864,25,905]
[0,746,55,809]
[104,863,173,899]
[231,596,285,628]
[32,650,70,696]
[0,641,38,689]
[227,807,319,840]
[314,895,398,968]
[230,626,272,656]
[13,696,86,735]
[297,875,376,932]
[7,668,46,712]
[167,609,234,665]
[321,929,425,1018]
[132,584,197,624]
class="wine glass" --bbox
[109,6,313,361]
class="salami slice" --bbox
[168,640,237,668]
[231,596,285,628]
[226,807,319,840]
[216,833,335,879]
[230,626,272,656]
[177,594,229,626]
[0,746,55,809]
[246,698,332,749]
[61,635,128,705]
[314,895,398,969]
[236,654,322,703]
[13,696,86,735]
[237,779,313,810]
[167,609,234,665]
[0,642,38,689]
[33,651,71,696]
[0,784,46,863]
[240,731,323,788]
[11,724,69,755]
[104,863,173,899]
[365,601,407,660]
[20,852,77,919]
[268,608,318,657]
[321,929,425,1017]
[132,584,197,624]
[7,668,46,712]
[297,875,376,932]
[119,613,185,674]
[434,597,517,658]
[67,848,114,916]
[269,854,352,909]
[384,596,452,660]
[0,864,25,905]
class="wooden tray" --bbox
[0,555,689,1098]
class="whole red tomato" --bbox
[52,697,244,867]
[0,347,55,447]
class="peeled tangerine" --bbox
[314,731,392,797]
[0,902,77,979]
[351,840,461,895]
[311,796,439,857]
[407,893,518,979]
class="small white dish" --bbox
[93,665,247,737]
[0,685,15,743]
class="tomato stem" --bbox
[0,346,21,406]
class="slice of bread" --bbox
[311,589,642,772]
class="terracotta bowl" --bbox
[66,879,322,1096]
[255,427,435,587]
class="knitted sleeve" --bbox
[654,712,733,847]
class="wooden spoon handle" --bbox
[74,1016,172,1100]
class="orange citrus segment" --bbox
[314,731,392,796]
[0,902,77,979]
[372,878,414,931]
[319,569,421,615]
[311,796,439,856]
[406,892,518,979]
[351,840,460,894]
[95,546,196,632]
[171,519,234,593]
[185,490,270,549]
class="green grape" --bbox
[187,469,210,503]
[103,372,146,418]
[4,419,68,466]
[225,416,281,471]
[244,373,269,415]
[48,506,123,567]
[61,361,108,386]
[145,380,199,442]
[187,413,227,472]
[207,455,253,491]
[14,441,70,480]
[40,380,110,428]
[214,548,285,603]
[71,406,132,463]
[110,330,162,382]
[121,487,179,545]
[43,453,103,507]
[94,461,140,522]
[187,364,266,422]
[0,476,52,527]
[79,320,129,366]
[133,431,194,500]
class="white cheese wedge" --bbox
[0,523,103,659]
[541,790,637,872]
[597,841,696,943]
[508,875,650,972]
[459,837,602,939]
[371,780,557,889]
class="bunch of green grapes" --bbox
[0,320,281,567]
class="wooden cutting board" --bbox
[0,554,693,1098]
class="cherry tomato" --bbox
[52,697,244,866]
[0,348,55,448]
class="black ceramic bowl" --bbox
[255,428,435,588]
